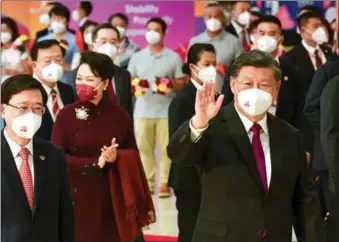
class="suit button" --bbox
[73,188,78,193]
[73,148,77,152]
[96,111,101,116]
[257,230,262,236]
[87,121,91,125]
[32,220,36,225]
[72,201,76,206]
[73,130,79,136]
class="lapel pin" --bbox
[284,76,289,81]
[39,155,45,161]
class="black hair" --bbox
[91,23,120,42]
[79,1,93,16]
[231,50,282,81]
[79,51,115,81]
[146,18,167,33]
[282,30,301,46]
[256,15,282,32]
[299,5,322,16]
[248,19,260,34]
[108,13,129,26]
[30,39,66,61]
[1,17,19,43]
[1,75,48,105]
[231,1,251,9]
[251,11,262,19]
[182,43,216,75]
[82,20,98,33]
[49,4,70,23]
[297,11,322,30]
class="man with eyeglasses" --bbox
[1,74,75,242]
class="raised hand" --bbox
[192,81,224,129]
[98,138,119,168]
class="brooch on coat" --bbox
[75,106,89,120]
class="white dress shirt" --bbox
[231,20,250,44]
[190,107,272,187]
[79,17,88,28]
[302,40,327,70]
[34,74,64,121]
[4,129,35,185]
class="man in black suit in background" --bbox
[68,24,133,120]
[167,50,323,242]
[1,75,74,242]
[320,75,339,242]
[30,40,75,141]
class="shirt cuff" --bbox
[189,118,208,142]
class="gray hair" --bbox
[231,50,282,81]
[204,1,226,25]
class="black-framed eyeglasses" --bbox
[7,104,46,115]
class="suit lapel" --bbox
[266,115,284,195]
[32,138,46,216]
[299,45,315,74]
[221,105,264,193]
[1,132,32,215]
[113,65,122,103]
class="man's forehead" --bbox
[258,22,280,31]
[97,28,117,38]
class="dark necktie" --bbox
[251,123,268,239]
[241,29,250,52]
[314,49,323,69]
[250,123,268,193]
[107,80,116,105]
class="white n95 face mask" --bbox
[39,13,50,26]
[192,65,217,86]
[1,32,12,44]
[145,30,161,44]
[237,88,273,116]
[11,112,42,139]
[40,63,64,83]
[116,26,126,38]
[206,18,222,32]
[72,10,80,21]
[84,32,93,45]
[96,43,118,59]
[256,36,278,53]
[312,27,328,44]
[238,11,251,26]
[50,21,66,34]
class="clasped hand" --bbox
[98,138,119,168]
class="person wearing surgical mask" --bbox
[168,43,217,242]
[1,75,75,242]
[72,1,93,29]
[189,1,242,78]
[69,23,134,120]
[167,50,323,241]
[1,17,32,83]
[71,20,98,69]
[108,13,140,70]
[128,17,186,198]
[50,51,154,242]
[37,4,79,85]
[226,1,252,51]
[30,39,75,141]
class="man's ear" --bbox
[274,80,281,99]
[230,76,236,94]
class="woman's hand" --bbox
[101,138,119,163]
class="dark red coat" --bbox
[51,97,137,242]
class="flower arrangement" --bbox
[152,77,173,95]
[131,77,149,97]
[12,35,29,55]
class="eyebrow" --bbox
[77,75,97,78]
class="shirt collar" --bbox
[231,20,245,35]
[302,40,320,55]
[146,46,168,57]
[79,17,88,27]
[203,30,227,41]
[190,78,202,90]
[234,106,269,135]
[4,128,33,158]
[33,73,60,95]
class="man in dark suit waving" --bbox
[167,50,323,242]
[1,75,74,242]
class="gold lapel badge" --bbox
[284,76,289,81]
[39,155,46,161]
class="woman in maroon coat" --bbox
[51,51,155,242]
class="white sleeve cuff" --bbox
[189,118,208,142]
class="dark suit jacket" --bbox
[1,132,75,242]
[168,82,201,192]
[34,28,76,46]
[167,104,323,242]
[35,82,75,141]
[304,60,339,170]
[68,64,133,121]
[320,75,339,195]
[225,24,238,38]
